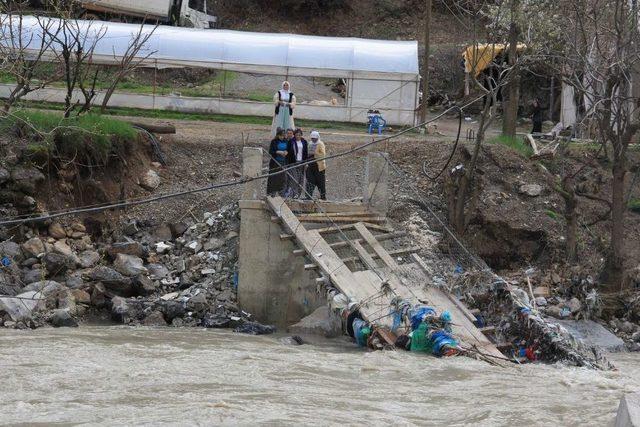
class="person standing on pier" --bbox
[271,81,296,137]
[305,130,327,200]
[287,128,308,198]
[267,127,290,196]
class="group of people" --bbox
[267,80,327,200]
[267,126,327,200]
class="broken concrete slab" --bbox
[549,319,625,352]
[615,392,640,427]
[287,306,342,338]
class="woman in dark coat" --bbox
[267,127,291,196]
[532,98,543,133]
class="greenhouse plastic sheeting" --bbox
[2,15,419,80]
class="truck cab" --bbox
[178,0,217,29]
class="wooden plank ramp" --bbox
[267,196,505,363]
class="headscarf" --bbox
[279,81,291,100]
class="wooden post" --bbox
[419,0,432,124]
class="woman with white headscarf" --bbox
[271,81,296,136]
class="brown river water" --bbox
[0,327,638,426]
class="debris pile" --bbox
[0,203,268,332]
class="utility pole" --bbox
[502,0,520,137]
[420,0,432,125]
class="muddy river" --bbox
[0,327,638,426]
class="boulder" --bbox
[90,283,107,308]
[288,306,342,338]
[53,240,81,266]
[162,300,185,322]
[519,183,543,197]
[186,292,208,312]
[48,223,67,239]
[10,166,45,194]
[65,273,85,289]
[21,237,45,258]
[22,268,45,284]
[154,242,173,254]
[549,319,626,352]
[170,222,189,238]
[133,274,156,296]
[87,266,133,296]
[0,291,45,321]
[140,170,161,191]
[71,223,86,233]
[143,311,167,327]
[0,241,22,260]
[71,289,91,305]
[107,241,146,259]
[78,250,101,268]
[42,252,71,275]
[22,280,65,297]
[50,309,78,328]
[113,253,147,277]
[123,221,139,236]
[152,223,173,242]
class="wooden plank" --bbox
[411,253,434,276]
[310,223,394,234]
[267,196,383,323]
[238,200,266,210]
[286,199,370,214]
[298,215,386,224]
[299,212,377,218]
[292,231,406,255]
[338,246,422,265]
[352,240,380,269]
[354,222,399,269]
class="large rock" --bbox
[50,309,78,328]
[140,170,161,191]
[133,274,156,296]
[107,241,146,259]
[42,252,71,276]
[78,250,100,268]
[48,223,67,239]
[22,280,65,297]
[162,300,185,322]
[0,291,45,321]
[22,268,45,284]
[0,241,22,260]
[10,166,45,194]
[288,306,342,338]
[143,311,167,327]
[615,392,640,427]
[87,266,133,296]
[53,240,81,266]
[113,254,147,277]
[71,289,91,305]
[549,319,626,352]
[21,237,45,258]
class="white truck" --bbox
[79,0,217,29]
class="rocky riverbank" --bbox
[0,203,262,331]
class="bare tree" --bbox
[447,1,516,234]
[556,0,640,290]
[100,22,158,112]
[37,2,107,117]
[501,0,520,137]
[0,3,61,113]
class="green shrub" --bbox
[487,134,534,157]
[629,198,640,214]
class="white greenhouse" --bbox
[1,16,420,125]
